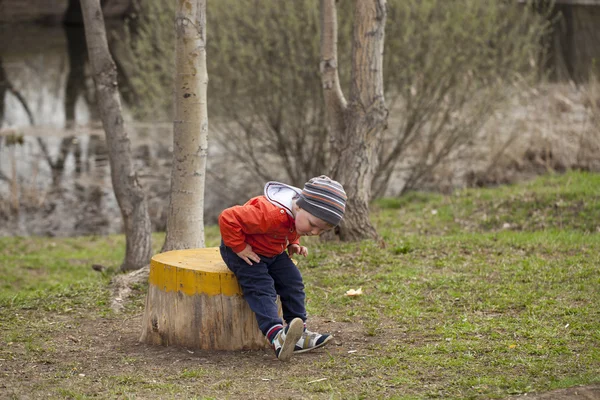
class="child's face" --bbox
[294,208,332,236]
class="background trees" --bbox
[161,0,209,251]
[320,0,388,240]
[378,0,551,196]
[123,0,550,240]
[81,0,151,271]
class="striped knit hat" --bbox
[297,175,347,226]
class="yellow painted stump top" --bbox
[149,247,241,297]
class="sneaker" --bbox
[272,318,304,361]
[294,329,333,353]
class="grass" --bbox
[1,171,599,399]
[301,229,599,398]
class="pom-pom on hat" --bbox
[297,175,347,226]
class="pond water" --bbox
[0,23,231,237]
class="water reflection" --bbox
[0,23,177,237]
[0,124,176,237]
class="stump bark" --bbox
[140,247,271,350]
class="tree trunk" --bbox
[0,57,8,126]
[320,0,347,140]
[64,0,83,25]
[81,0,152,271]
[321,0,388,241]
[162,0,209,251]
[140,248,270,350]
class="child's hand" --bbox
[236,244,261,265]
[288,244,308,257]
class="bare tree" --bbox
[81,0,152,271]
[122,0,549,231]
[373,0,550,196]
[123,0,348,190]
[161,0,209,251]
[321,0,388,241]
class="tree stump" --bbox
[140,248,272,350]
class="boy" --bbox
[218,175,346,361]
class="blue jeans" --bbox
[219,241,307,335]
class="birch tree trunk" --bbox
[81,0,152,271]
[162,0,209,251]
[321,0,388,241]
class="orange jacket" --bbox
[219,196,300,257]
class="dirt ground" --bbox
[1,310,599,399]
[511,386,600,400]
[0,313,380,399]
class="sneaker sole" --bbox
[294,334,333,354]
[278,318,304,361]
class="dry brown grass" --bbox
[419,82,600,192]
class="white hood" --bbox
[264,181,302,217]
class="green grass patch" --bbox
[1,171,599,399]
[374,170,600,235]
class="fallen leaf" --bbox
[345,288,363,296]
